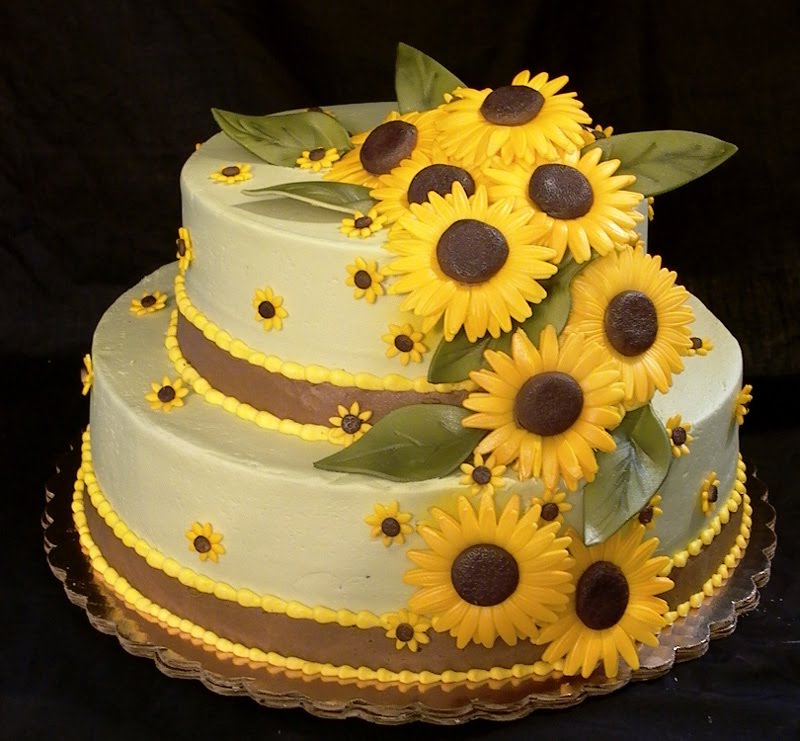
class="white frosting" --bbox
[182,105,648,383]
[89,265,741,616]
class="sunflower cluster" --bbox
[324,69,646,345]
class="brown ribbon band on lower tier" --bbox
[176,314,469,426]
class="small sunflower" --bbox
[580,123,615,145]
[637,494,663,529]
[537,522,673,679]
[735,384,753,425]
[485,147,643,265]
[646,196,655,221]
[463,325,625,491]
[564,248,695,409]
[252,287,288,331]
[296,147,340,171]
[370,149,484,225]
[329,401,372,446]
[185,522,225,563]
[209,163,252,185]
[365,502,414,547]
[344,257,385,303]
[532,489,573,527]
[699,472,721,515]
[81,354,93,396]
[383,323,427,366]
[665,414,693,458]
[324,110,440,189]
[176,227,193,272]
[129,290,168,316]
[145,376,188,412]
[405,494,573,648]
[687,336,714,357]
[435,70,591,167]
[339,208,387,238]
[459,452,507,496]
[384,610,431,652]
[386,183,557,342]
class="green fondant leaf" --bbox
[585,130,737,197]
[313,404,484,482]
[395,43,464,114]
[242,181,375,215]
[426,257,589,384]
[583,405,672,546]
[211,109,352,166]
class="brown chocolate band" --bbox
[85,493,746,675]
[176,314,469,426]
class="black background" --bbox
[2,1,799,738]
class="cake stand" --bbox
[44,441,776,725]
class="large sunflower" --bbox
[563,247,695,409]
[405,494,573,648]
[370,149,484,225]
[435,70,591,168]
[537,522,673,679]
[323,110,440,189]
[485,147,642,265]
[463,325,625,491]
[386,183,557,342]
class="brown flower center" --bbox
[451,544,520,606]
[436,219,509,284]
[528,164,594,220]
[360,120,418,175]
[480,85,545,126]
[354,270,372,289]
[308,147,326,161]
[671,427,688,446]
[707,484,718,503]
[604,290,659,357]
[514,372,584,436]
[407,164,476,204]
[258,300,276,319]
[575,561,630,630]
[471,465,492,485]
[157,385,176,403]
[638,506,654,525]
[381,517,401,537]
[395,623,415,642]
[140,294,157,308]
[690,336,703,350]
[341,414,362,434]
[221,165,241,177]
[193,535,211,553]
[541,502,560,521]
[394,334,415,353]
[354,216,373,229]
[176,238,186,256]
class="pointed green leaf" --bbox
[313,404,484,482]
[242,181,375,215]
[426,257,589,384]
[585,130,737,197]
[395,43,464,114]
[583,405,672,546]
[211,109,352,166]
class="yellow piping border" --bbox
[72,432,558,684]
[165,310,340,445]
[664,490,752,626]
[661,455,747,576]
[174,273,475,394]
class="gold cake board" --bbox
[43,441,776,725]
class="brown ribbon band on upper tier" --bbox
[176,314,470,426]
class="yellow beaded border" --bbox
[165,310,339,445]
[174,273,475,394]
[661,455,748,577]
[71,431,558,684]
